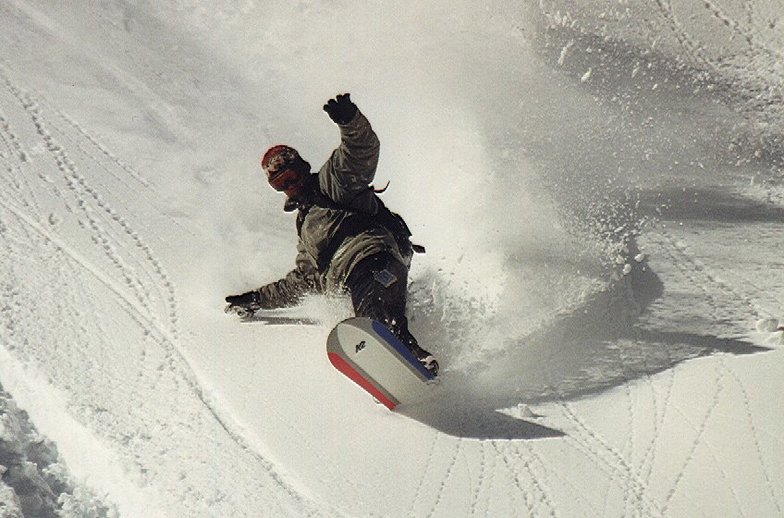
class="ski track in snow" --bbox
[559,402,664,517]
[406,433,440,516]
[725,367,783,516]
[0,67,176,340]
[466,441,491,516]
[649,227,781,515]
[428,437,464,517]
[660,359,727,514]
[493,442,537,516]
[0,64,332,517]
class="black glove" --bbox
[323,93,358,125]
[225,291,260,308]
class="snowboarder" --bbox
[225,93,438,375]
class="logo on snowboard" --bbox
[355,340,366,353]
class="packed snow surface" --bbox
[1,0,783,516]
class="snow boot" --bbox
[407,342,439,376]
[418,354,439,377]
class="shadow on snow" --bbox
[398,237,771,441]
[639,187,784,224]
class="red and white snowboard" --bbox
[327,317,436,410]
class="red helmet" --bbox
[261,145,309,180]
[260,145,310,201]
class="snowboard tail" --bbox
[327,318,435,410]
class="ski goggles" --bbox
[267,168,304,193]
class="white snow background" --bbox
[1,0,783,516]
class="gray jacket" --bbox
[254,110,407,308]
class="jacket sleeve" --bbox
[318,110,381,210]
[254,242,321,309]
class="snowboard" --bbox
[326,317,436,410]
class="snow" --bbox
[1,0,783,516]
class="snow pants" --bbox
[344,252,430,359]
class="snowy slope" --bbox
[1,0,783,516]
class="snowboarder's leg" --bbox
[346,253,438,375]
